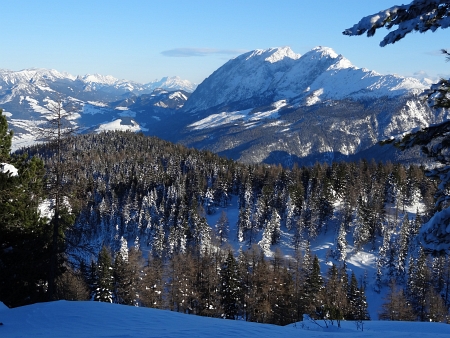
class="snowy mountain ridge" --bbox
[169,46,446,166]
[1,46,445,166]
[183,46,426,114]
[78,74,197,93]
[0,68,196,97]
[0,68,77,84]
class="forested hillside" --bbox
[14,130,448,323]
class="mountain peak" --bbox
[297,46,355,73]
[82,74,119,85]
[264,46,301,63]
[244,46,301,63]
[0,68,76,85]
[305,46,339,59]
[147,76,197,92]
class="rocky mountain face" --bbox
[175,46,449,166]
[2,47,448,165]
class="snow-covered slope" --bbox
[183,47,300,112]
[1,300,450,338]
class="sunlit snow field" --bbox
[1,300,450,338]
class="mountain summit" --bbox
[184,46,425,114]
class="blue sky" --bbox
[2,0,448,84]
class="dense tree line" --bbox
[4,130,448,323]
[344,0,450,256]
[63,241,369,326]
[26,131,435,258]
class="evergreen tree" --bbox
[188,203,211,252]
[215,210,230,246]
[0,109,12,161]
[396,216,411,282]
[347,272,370,321]
[151,221,166,258]
[407,249,432,321]
[220,251,241,319]
[113,239,142,305]
[237,206,251,244]
[85,260,98,300]
[196,247,222,317]
[94,246,114,303]
[0,109,50,307]
[344,1,450,47]
[37,99,79,300]
[304,255,324,318]
[336,221,347,261]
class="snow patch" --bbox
[87,101,108,107]
[2,300,450,338]
[189,109,252,130]
[82,104,109,115]
[95,119,144,133]
[115,107,137,117]
[168,91,188,100]
[0,163,18,176]
[190,101,287,130]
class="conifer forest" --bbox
[2,129,450,324]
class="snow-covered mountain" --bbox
[0,68,195,150]
[183,46,425,113]
[174,46,448,165]
[78,74,197,94]
[2,46,447,166]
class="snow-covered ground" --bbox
[95,119,147,132]
[1,300,449,338]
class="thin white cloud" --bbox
[161,47,247,57]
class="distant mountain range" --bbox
[2,47,448,165]
[0,68,195,150]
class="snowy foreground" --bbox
[1,301,450,338]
